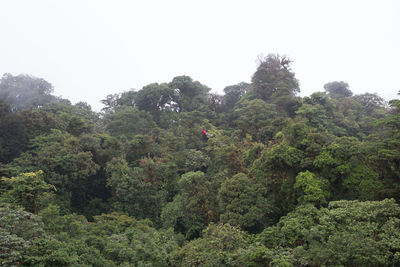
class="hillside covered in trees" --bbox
[1,54,400,266]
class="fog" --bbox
[0,0,399,110]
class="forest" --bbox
[0,54,399,266]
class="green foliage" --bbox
[169,75,210,113]
[184,149,210,172]
[250,142,304,221]
[67,115,90,136]
[104,220,179,266]
[14,131,99,186]
[162,171,218,239]
[251,54,299,103]
[243,142,264,167]
[0,203,46,266]
[1,60,400,266]
[296,99,330,130]
[105,107,157,139]
[135,82,175,123]
[15,100,99,142]
[24,238,111,267]
[222,82,250,111]
[0,100,29,163]
[205,134,247,176]
[11,130,101,213]
[170,223,250,266]
[1,171,56,213]
[342,165,382,200]
[106,158,161,221]
[218,173,268,231]
[39,204,89,238]
[126,134,154,166]
[177,172,216,221]
[233,99,278,141]
[353,92,386,115]
[257,199,400,266]
[295,92,350,135]
[313,136,383,199]
[294,171,329,206]
[368,96,400,199]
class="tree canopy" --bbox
[1,57,399,266]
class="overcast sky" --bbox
[0,0,399,111]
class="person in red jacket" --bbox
[201,128,213,137]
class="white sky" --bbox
[0,0,399,111]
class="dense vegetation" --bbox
[1,54,399,266]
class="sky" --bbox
[0,0,399,111]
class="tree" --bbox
[294,171,329,206]
[1,62,400,266]
[170,223,250,266]
[135,83,174,122]
[353,92,386,114]
[250,142,304,222]
[324,81,353,98]
[161,171,217,239]
[126,134,154,167]
[169,76,210,112]
[0,203,46,266]
[104,107,157,139]
[233,99,278,141]
[1,171,56,213]
[0,99,29,162]
[24,238,111,267]
[18,100,99,139]
[31,205,113,266]
[0,73,57,111]
[256,199,400,266]
[251,54,299,103]
[222,82,250,111]
[12,130,100,212]
[103,220,179,266]
[296,93,333,131]
[101,93,123,113]
[183,149,210,172]
[368,94,400,200]
[313,136,382,200]
[106,158,161,221]
[218,173,268,232]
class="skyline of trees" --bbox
[1,54,399,266]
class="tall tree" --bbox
[223,82,250,111]
[0,73,57,111]
[135,83,174,123]
[251,54,299,103]
[324,81,353,98]
[168,76,210,112]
